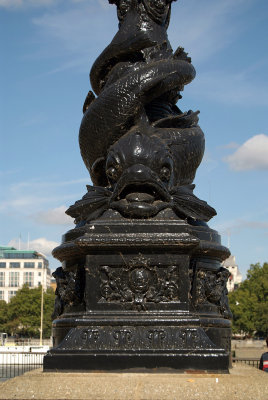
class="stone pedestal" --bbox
[2,365,268,400]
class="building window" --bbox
[24,272,34,287]
[0,272,5,287]
[8,291,17,301]
[9,272,19,287]
[38,262,43,269]
[38,272,41,277]
[9,262,20,269]
[4,252,38,259]
[0,262,6,268]
[24,262,35,268]
[0,290,4,300]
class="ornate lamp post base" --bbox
[44,210,231,372]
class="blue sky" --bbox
[1,0,268,277]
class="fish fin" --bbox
[83,91,95,114]
[172,185,216,222]
[66,185,111,222]
[153,110,200,128]
[173,46,192,63]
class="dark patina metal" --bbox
[44,0,232,372]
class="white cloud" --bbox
[213,219,268,251]
[169,0,254,64]
[31,205,73,226]
[29,0,253,66]
[169,1,268,109]
[0,193,75,214]
[1,0,109,9]
[0,169,20,177]
[215,214,268,234]
[201,151,219,172]
[0,0,97,9]
[218,142,240,150]
[224,134,268,171]
[28,1,117,76]
[0,177,88,216]
[27,0,265,105]
[12,178,89,190]
[32,2,116,58]
[8,237,59,256]
[189,69,268,108]
[0,0,57,8]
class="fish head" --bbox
[106,128,174,218]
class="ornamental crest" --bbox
[99,254,179,310]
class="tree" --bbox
[228,262,268,336]
[3,285,55,338]
[0,300,8,332]
[43,287,56,338]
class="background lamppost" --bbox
[40,263,44,346]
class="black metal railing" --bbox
[232,357,260,368]
[0,352,45,381]
[0,352,261,381]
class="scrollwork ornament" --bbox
[99,254,179,310]
[194,267,232,319]
[52,266,85,318]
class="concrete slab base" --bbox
[0,364,267,400]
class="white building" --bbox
[222,255,243,292]
[0,246,51,303]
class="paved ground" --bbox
[234,347,265,358]
[0,364,267,400]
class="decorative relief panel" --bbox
[175,328,212,348]
[113,330,133,346]
[81,329,100,346]
[193,267,232,319]
[52,265,85,318]
[98,254,179,310]
[147,330,166,348]
[57,326,215,352]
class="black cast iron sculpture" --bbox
[44,0,232,372]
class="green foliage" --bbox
[1,285,55,338]
[43,287,56,338]
[228,262,268,336]
[0,300,8,332]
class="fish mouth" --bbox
[112,181,171,202]
[110,181,171,218]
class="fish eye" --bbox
[106,166,119,181]
[160,165,171,182]
[117,0,132,19]
[150,0,166,8]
